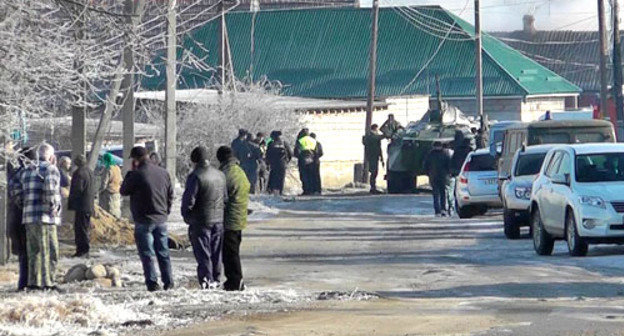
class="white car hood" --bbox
[575,183,624,202]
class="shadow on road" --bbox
[378,281,624,299]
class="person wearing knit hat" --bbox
[182,146,227,289]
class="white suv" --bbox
[530,143,624,256]
[455,149,501,218]
[500,145,556,239]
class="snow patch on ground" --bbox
[0,293,146,336]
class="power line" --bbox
[396,0,472,95]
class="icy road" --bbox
[168,194,624,336]
[3,194,624,336]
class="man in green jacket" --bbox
[217,146,250,291]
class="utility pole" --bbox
[598,0,609,120]
[362,0,380,183]
[122,0,136,175]
[72,6,87,158]
[165,0,177,180]
[613,0,624,140]
[474,0,486,148]
[219,0,227,90]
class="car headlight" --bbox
[514,186,532,200]
[579,195,606,209]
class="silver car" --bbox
[455,149,501,218]
[500,145,555,239]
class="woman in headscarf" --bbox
[99,153,123,218]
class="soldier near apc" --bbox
[363,124,385,194]
[380,114,402,138]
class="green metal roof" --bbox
[142,6,580,98]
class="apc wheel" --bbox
[566,210,588,257]
[503,208,521,239]
[532,208,554,256]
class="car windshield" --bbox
[470,154,496,171]
[576,152,624,182]
[514,153,547,176]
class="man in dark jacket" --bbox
[424,141,452,217]
[266,131,292,195]
[120,146,174,291]
[310,133,323,195]
[181,146,227,289]
[362,124,385,194]
[231,129,250,164]
[217,146,250,291]
[68,154,94,258]
[242,133,262,194]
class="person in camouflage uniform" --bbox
[20,143,62,290]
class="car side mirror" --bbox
[551,173,570,186]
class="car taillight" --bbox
[459,175,468,184]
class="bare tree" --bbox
[141,79,302,180]
[0,0,235,159]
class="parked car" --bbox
[530,143,624,257]
[455,149,501,218]
[500,144,556,239]
[497,120,615,189]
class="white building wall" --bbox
[442,96,569,122]
[521,97,567,122]
[298,95,429,189]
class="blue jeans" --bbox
[134,223,173,290]
[431,180,447,215]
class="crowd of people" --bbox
[231,128,324,196]
[5,142,252,292]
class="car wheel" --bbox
[532,207,554,256]
[477,206,488,216]
[566,210,588,257]
[456,200,473,219]
[503,208,521,239]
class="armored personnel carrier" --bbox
[385,102,475,194]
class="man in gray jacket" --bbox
[181,146,227,289]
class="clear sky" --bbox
[359,0,607,32]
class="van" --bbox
[489,121,523,157]
[497,120,616,180]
